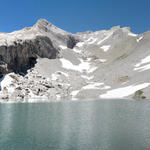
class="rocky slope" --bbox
[0,19,150,102]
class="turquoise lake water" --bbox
[0,99,150,150]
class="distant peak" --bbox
[33,18,70,35]
[110,26,131,32]
[110,25,121,31]
[34,19,54,32]
[36,19,52,26]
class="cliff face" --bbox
[0,36,58,74]
[0,19,150,102]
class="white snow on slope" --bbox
[59,45,67,49]
[71,90,79,96]
[73,47,81,53]
[0,74,16,93]
[134,64,150,72]
[88,38,98,44]
[82,83,104,90]
[81,75,94,80]
[86,37,98,44]
[134,55,150,71]
[88,66,98,73]
[137,36,143,42]
[60,58,97,73]
[97,31,113,45]
[101,85,111,90]
[71,90,80,100]
[101,45,111,52]
[135,55,150,67]
[99,59,107,62]
[128,33,137,37]
[100,83,150,98]
[76,42,84,47]
[51,73,59,81]
[60,58,90,72]
[82,82,111,90]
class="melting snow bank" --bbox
[137,36,143,42]
[100,45,111,52]
[135,55,150,67]
[128,33,137,37]
[134,55,150,71]
[100,83,150,99]
[60,58,97,73]
[59,45,67,50]
[0,74,16,93]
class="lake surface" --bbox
[0,99,150,150]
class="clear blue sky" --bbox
[0,0,150,34]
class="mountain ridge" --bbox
[0,19,150,102]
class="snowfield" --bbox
[100,83,150,98]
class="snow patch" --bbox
[87,37,97,44]
[71,90,80,96]
[60,58,96,73]
[134,64,150,72]
[82,83,104,90]
[51,73,59,81]
[59,45,67,49]
[135,55,150,67]
[99,59,107,62]
[100,83,150,98]
[60,58,89,72]
[89,38,97,44]
[73,48,81,53]
[88,66,98,73]
[81,75,94,80]
[100,45,111,52]
[0,74,16,93]
[82,82,111,90]
[56,94,61,100]
[128,33,137,37]
[76,42,84,47]
[101,85,111,90]
[97,31,113,45]
[71,90,80,100]
[137,36,143,42]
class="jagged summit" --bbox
[36,19,52,26]
[0,19,150,102]
[34,19,69,35]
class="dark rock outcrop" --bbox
[0,36,60,74]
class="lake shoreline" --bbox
[0,98,149,103]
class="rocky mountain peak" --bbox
[36,19,51,26]
[34,19,54,31]
[34,19,69,35]
[0,19,80,76]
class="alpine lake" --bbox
[0,99,150,150]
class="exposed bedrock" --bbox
[0,36,60,74]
